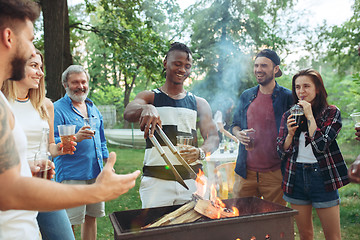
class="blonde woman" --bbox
[2,49,75,240]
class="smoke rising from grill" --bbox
[191,38,250,116]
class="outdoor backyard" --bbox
[72,141,360,240]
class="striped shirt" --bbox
[277,105,349,194]
[143,89,201,180]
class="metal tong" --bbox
[148,126,197,190]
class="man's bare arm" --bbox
[0,98,20,174]
[0,99,139,210]
[124,90,161,138]
[0,152,140,211]
[196,96,219,154]
[124,91,152,122]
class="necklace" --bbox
[16,96,29,102]
[160,87,187,98]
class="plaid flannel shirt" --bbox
[277,105,349,194]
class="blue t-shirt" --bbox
[53,94,109,183]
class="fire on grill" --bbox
[139,168,241,229]
[110,197,297,240]
[109,168,298,240]
[141,193,239,229]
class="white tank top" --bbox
[296,132,317,164]
[0,92,39,240]
[10,99,49,161]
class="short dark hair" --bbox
[0,0,40,32]
[256,49,282,77]
[165,42,192,61]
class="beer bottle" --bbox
[34,128,52,179]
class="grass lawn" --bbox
[293,142,360,239]
[73,143,360,240]
[73,146,144,239]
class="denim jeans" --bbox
[283,163,340,208]
[37,209,75,240]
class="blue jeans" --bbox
[283,163,340,208]
[37,209,75,240]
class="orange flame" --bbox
[209,184,239,219]
[194,169,207,198]
[196,169,204,182]
[232,207,239,216]
[205,152,211,162]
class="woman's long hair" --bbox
[2,49,49,120]
[292,68,329,118]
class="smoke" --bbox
[191,37,250,118]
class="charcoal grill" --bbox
[109,197,298,240]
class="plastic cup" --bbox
[84,117,97,134]
[219,141,225,154]
[290,104,304,126]
[350,112,360,128]
[176,135,193,151]
[58,125,76,154]
[244,129,256,151]
[229,141,235,153]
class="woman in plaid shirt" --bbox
[277,69,349,240]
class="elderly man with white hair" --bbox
[54,65,109,239]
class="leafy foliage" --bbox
[299,1,360,143]
[184,0,306,110]
[69,0,172,126]
[305,0,360,76]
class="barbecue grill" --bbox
[109,197,298,240]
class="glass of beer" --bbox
[58,125,76,154]
[290,104,304,126]
[176,135,193,151]
[244,129,256,151]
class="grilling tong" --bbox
[148,126,198,190]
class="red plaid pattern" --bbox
[277,105,349,194]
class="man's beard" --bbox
[258,75,273,86]
[10,56,27,81]
[256,68,275,86]
[65,87,89,103]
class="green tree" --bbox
[301,0,360,143]
[307,0,360,76]
[141,0,183,41]
[66,0,172,126]
[184,0,302,109]
[88,0,168,106]
[40,0,71,101]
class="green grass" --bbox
[73,143,360,240]
[293,142,360,240]
[73,146,144,240]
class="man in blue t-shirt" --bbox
[54,65,109,238]
[232,49,293,206]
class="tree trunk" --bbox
[123,65,140,109]
[63,2,73,70]
[41,0,66,101]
